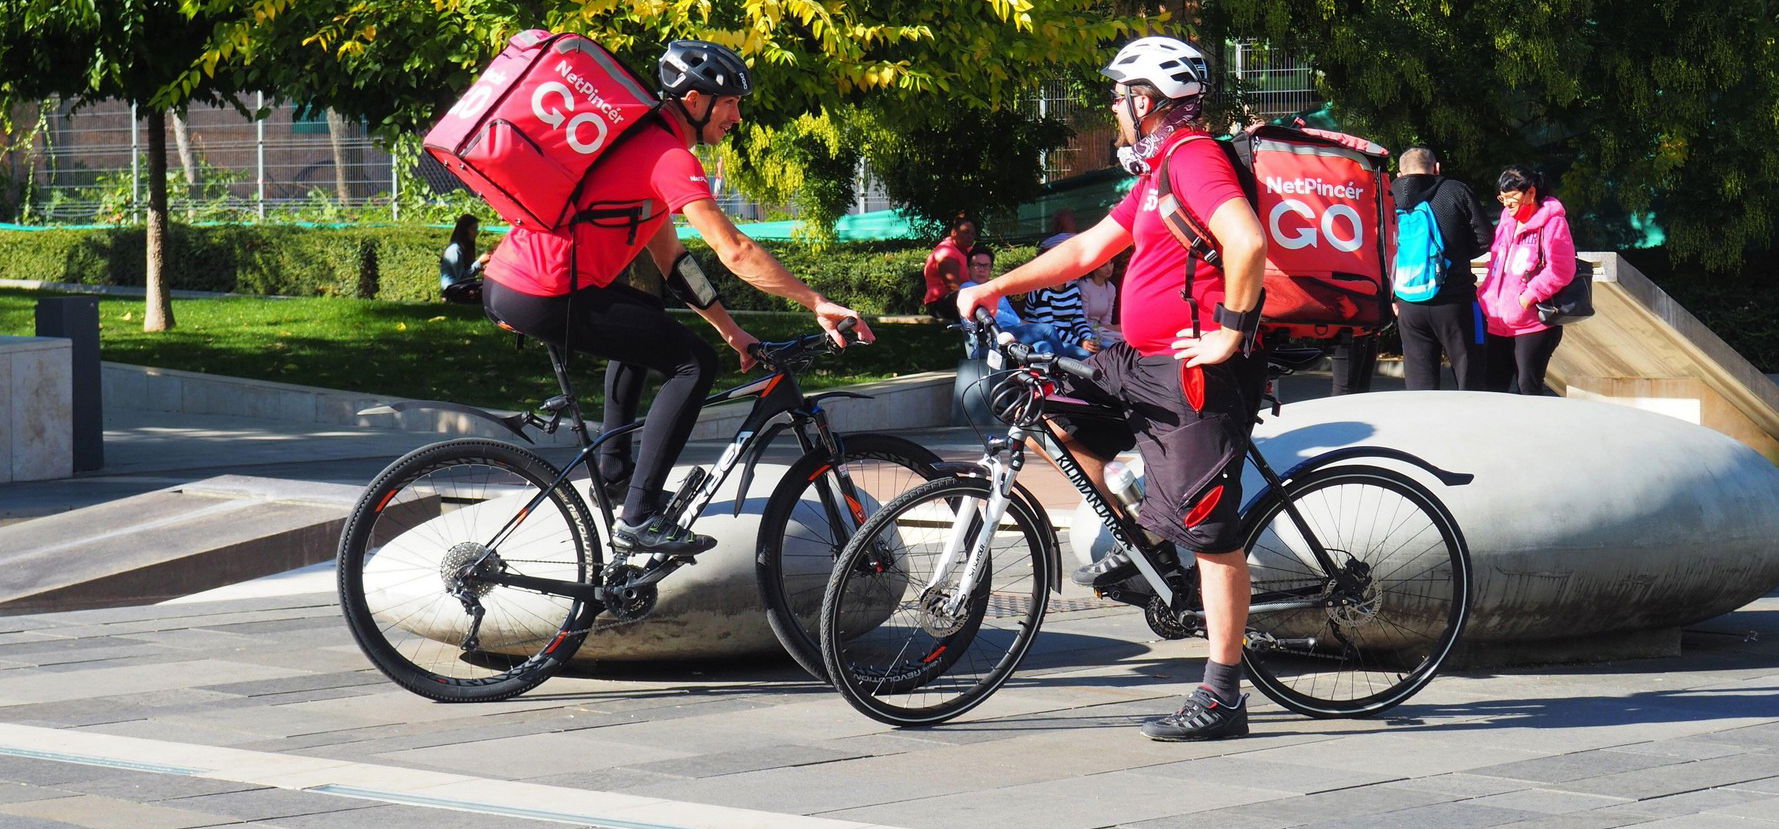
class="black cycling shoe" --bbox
[612,515,717,557]
[1140,686,1250,742]
[1072,549,1139,588]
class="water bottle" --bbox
[1104,459,1145,517]
[1104,458,1167,547]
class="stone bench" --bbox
[1071,392,1779,664]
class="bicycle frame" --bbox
[944,367,1476,625]
[410,338,880,605]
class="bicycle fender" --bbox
[932,461,988,477]
[733,421,794,516]
[1276,445,1473,487]
[357,400,534,444]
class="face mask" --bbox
[1513,200,1536,223]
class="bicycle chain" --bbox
[449,557,659,650]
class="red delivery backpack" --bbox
[1158,124,1396,340]
[424,30,662,230]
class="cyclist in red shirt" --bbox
[959,36,1266,741]
[483,40,870,557]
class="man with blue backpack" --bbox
[1391,147,1494,390]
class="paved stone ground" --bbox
[1,369,1776,827]
[0,585,1775,828]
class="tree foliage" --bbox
[0,0,256,330]
[1206,0,1779,273]
[174,0,1151,236]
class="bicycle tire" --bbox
[756,433,942,681]
[1239,464,1471,718]
[337,438,599,702]
[820,476,1051,726]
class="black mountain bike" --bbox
[337,319,940,701]
[819,315,1473,726]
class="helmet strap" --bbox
[668,95,715,145]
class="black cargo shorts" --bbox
[1049,342,1266,554]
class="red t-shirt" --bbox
[922,237,967,304]
[1108,131,1248,355]
[485,118,711,296]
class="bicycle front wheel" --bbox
[756,433,942,680]
[820,476,1051,726]
[1240,464,1470,718]
[337,438,599,702]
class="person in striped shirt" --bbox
[1021,234,1100,358]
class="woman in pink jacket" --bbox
[1477,165,1575,395]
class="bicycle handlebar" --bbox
[747,316,861,373]
[967,308,1098,382]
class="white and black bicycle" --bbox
[818,312,1474,726]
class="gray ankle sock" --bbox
[1201,659,1243,706]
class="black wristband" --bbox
[1214,298,1263,355]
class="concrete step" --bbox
[0,475,360,615]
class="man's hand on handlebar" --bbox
[955,282,1000,324]
[813,300,873,347]
[722,327,760,372]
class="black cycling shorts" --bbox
[1050,342,1265,555]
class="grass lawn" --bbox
[0,289,962,411]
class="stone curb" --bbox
[101,361,958,445]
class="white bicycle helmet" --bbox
[1101,36,1208,100]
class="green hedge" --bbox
[0,225,1039,314]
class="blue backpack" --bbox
[1392,191,1447,302]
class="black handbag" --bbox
[1536,272,1593,324]
[1523,231,1595,325]
[1537,261,1593,325]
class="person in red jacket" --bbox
[1476,165,1576,395]
[960,36,1266,742]
[481,40,869,557]
[922,215,977,320]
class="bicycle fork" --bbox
[924,440,1020,616]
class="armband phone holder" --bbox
[666,252,721,309]
[1214,290,1264,355]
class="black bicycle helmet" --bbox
[659,40,753,99]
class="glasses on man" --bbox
[1109,89,1132,107]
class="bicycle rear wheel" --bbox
[337,438,598,702]
[756,433,942,680]
[820,476,1051,726]
[1240,464,1470,718]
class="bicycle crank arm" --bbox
[1096,586,1157,609]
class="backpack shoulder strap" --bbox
[1155,136,1224,269]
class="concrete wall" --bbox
[0,337,72,482]
[101,361,958,444]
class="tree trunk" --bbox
[326,109,358,204]
[144,108,174,332]
[172,112,200,217]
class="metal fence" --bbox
[5,96,399,223]
[1228,40,1320,121]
